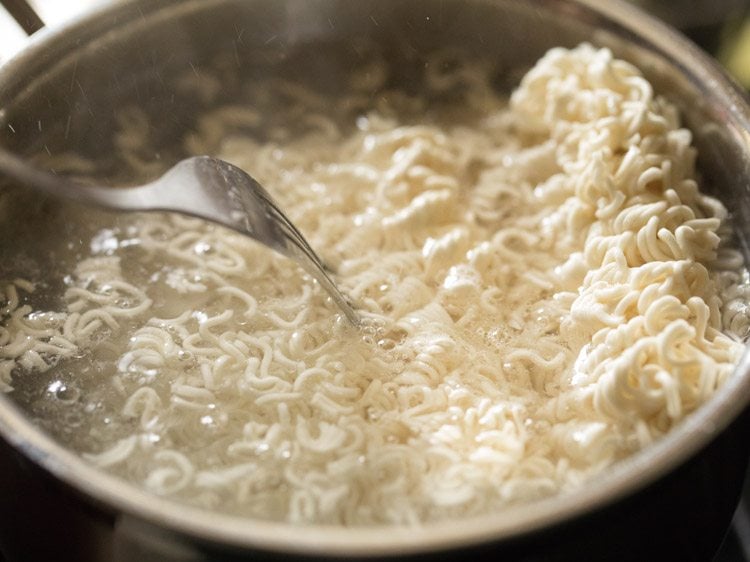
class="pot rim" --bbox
[1,0,750,556]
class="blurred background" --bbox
[0,0,749,560]
[6,0,750,87]
[2,0,750,82]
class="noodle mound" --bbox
[2,44,748,525]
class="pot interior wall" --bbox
[0,0,604,176]
[1,0,748,241]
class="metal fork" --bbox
[0,149,360,325]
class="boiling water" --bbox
[1,44,748,525]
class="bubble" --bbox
[90,229,121,255]
[332,315,349,335]
[356,116,369,131]
[194,242,213,255]
[192,310,208,324]
[47,380,64,394]
[27,311,58,327]
[56,384,80,404]
[290,330,304,347]
[377,338,396,350]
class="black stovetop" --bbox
[716,465,750,561]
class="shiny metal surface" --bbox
[0,0,749,559]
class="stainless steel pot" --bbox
[1,1,750,560]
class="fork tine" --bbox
[260,192,330,271]
[252,185,358,324]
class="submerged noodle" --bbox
[2,44,749,525]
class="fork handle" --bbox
[0,148,361,326]
[0,146,154,210]
[1,0,44,34]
